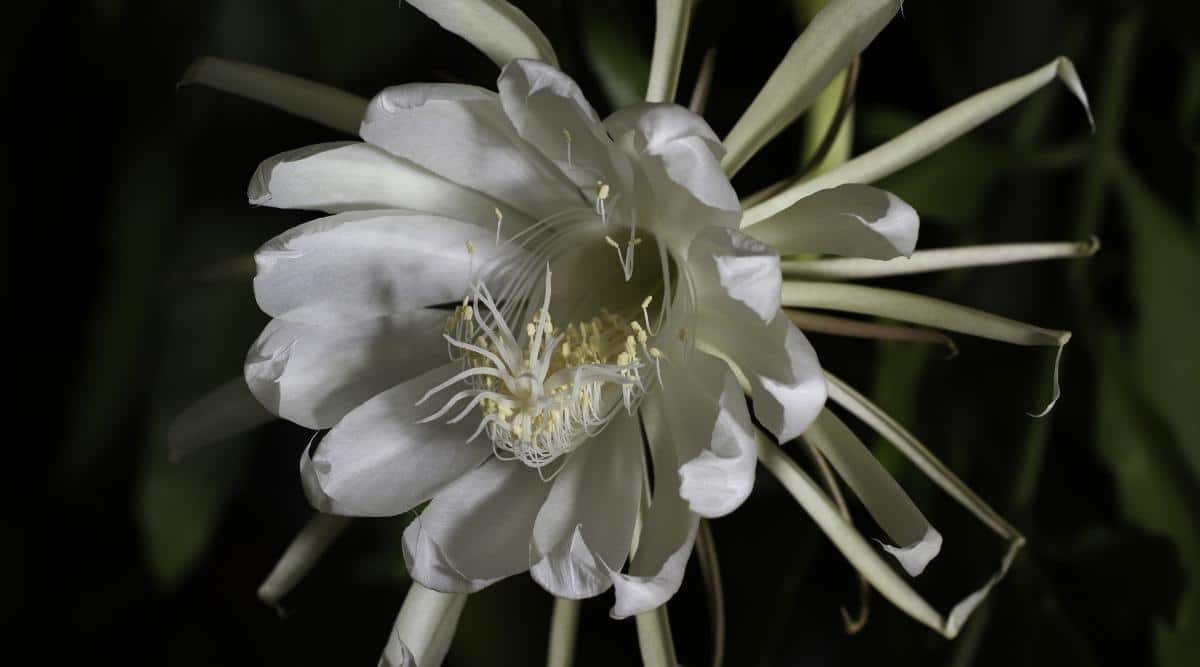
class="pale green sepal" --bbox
[379,582,468,667]
[406,0,559,68]
[181,57,367,134]
[635,604,679,667]
[782,281,1070,415]
[782,238,1100,281]
[645,0,695,103]
[720,0,900,177]
[547,598,581,667]
[257,513,352,608]
[744,56,1093,224]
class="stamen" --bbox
[563,129,573,167]
[422,267,664,472]
[494,208,503,244]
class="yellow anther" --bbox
[636,330,648,344]
[629,237,643,246]
[641,295,653,309]
[597,183,610,200]
[604,236,620,249]
[526,323,536,337]
[649,347,664,359]
[465,240,476,255]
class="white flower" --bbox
[175,0,1096,663]
[246,54,837,609]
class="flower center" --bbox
[418,268,663,477]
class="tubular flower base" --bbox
[174,0,1095,664]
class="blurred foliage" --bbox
[17,0,1200,665]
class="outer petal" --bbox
[360,84,578,218]
[248,141,528,226]
[698,312,826,444]
[609,392,699,619]
[497,59,632,190]
[688,226,781,324]
[662,355,758,518]
[244,310,446,430]
[308,364,491,517]
[403,457,551,592]
[530,412,643,599]
[253,210,513,326]
[805,408,942,576]
[744,184,919,259]
[607,104,740,242]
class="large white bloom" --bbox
[176,0,1095,664]
[246,55,842,609]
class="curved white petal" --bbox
[530,411,643,599]
[497,59,632,190]
[253,210,513,326]
[720,0,901,176]
[609,393,698,619]
[403,457,551,592]
[406,0,559,68]
[360,84,577,218]
[655,353,757,518]
[744,184,919,259]
[248,141,529,226]
[675,365,758,518]
[697,312,827,444]
[168,377,273,461]
[805,409,942,576]
[308,364,491,517]
[688,226,781,322]
[244,311,446,429]
[606,104,739,242]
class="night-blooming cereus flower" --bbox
[174,0,1098,664]
[244,57,827,614]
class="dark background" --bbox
[11,0,1199,665]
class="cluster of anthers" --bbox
[418,268,665,478]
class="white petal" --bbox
[606,104,739,232]
[805,409,941,576]
[406,0,559,68]
[697,312,827,444]
[530,412,643,599]
[308,364,491,517]
[360,84,578,218]
[244,311,447,429]
[745,56,1092,222]
[497,59,632,190]
[379,582,467,667]
[253,210,513,326]
[168,377,273,461]
[403,457,551,592]
[720,0,901,176]
[248,141,530,226]
[609,393,699,619]
[181,57,367,134]
[744,184,919,260]
[659,354,757,518]
[688,226,781,322]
